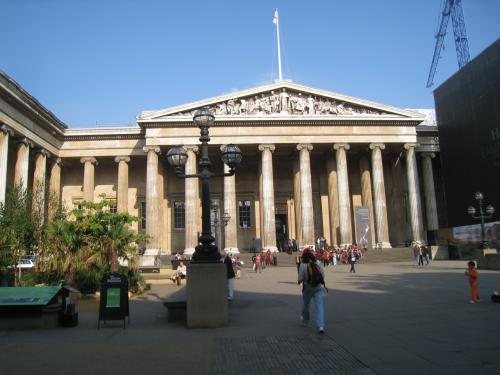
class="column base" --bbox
[262,246,278,253]
[224,247,240,254]
[379,242,392,249]
[140,249,160,266]
[183,248,196,256]
[300,244,316,251]
[187,263,228,328]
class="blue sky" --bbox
[1,0,499,127]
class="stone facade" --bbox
[0,74,445,254]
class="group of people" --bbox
[411,241,431,267]
[295,243,365,273]
[251,250,278,272]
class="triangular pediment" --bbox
[139,81,424,122]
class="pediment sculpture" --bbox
[171,88,388,117]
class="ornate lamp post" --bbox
[211,201,231,251]
[166,108,242,262]
[467,192,495,249]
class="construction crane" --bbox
[426,0,471,88]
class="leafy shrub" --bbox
[74,269,102,295]
[118,266,146,294]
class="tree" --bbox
[0,186,44,286]
[39,195,146,284]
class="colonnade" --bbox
[0,125,440,253]
[0,125,62,220]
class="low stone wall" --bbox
[476,248,498,269]
[484,254,500,270]
[431,245,449,260]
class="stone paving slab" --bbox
[0,260,499,374]
[214,335,375,375]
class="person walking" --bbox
[221,250,236,301]
[255,253,262,273]
[349,251,356,273]
[298,248,326,334]
[423,245,431,266]
[412,241,420,267]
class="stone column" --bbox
[293,157,302,245]
[80,157,98,202]
[114,156,130,214]
[14,138,33,191]
[33,149,49,219]
[0,125,13,205]
[359,156,376,248]
[334,143,352,246]
[421,153,439,231]
[143,147,160,251]
[370,143,391,248]
[259,144,277,252]
[297,143,315,248]
[184,146,199,255]
[48,158,62,220]
[327,157,340,246]
[222,159,238,253]
[404,143,426,244]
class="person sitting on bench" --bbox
[170,262,187,285]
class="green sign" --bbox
[0,287,61,306]
[106,288,121,308]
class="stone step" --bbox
[235,247,414,266]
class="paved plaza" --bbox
[1,260,500,374]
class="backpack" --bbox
[307,262,324,288]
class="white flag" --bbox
[273,9,278,25]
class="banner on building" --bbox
[354,207,372,251]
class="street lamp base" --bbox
[192,243,221,263]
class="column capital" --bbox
[142,146,161,154]
[34,149,50,158]
[114,156,131,163]
[333,143,350,151]
[404,143,419,151]
[258,144,275,152]
[184,145,199,153]
[80,157,98,166]
[369,143,386,151]
[51,157,63,166]
[420,152,436,159]
[0,124,14,137]
[297,143,313,152]
[17,137,34,148]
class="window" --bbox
[173,201,185,229]
[140,201,146,230]
[238,200,251,228]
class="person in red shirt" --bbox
[322,249,329,267]
[465,261,480,304]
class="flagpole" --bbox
[274,9,283,81]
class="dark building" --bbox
[434,39,500,228]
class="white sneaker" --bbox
[318,327,325,334]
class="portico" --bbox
[0,73,444,255]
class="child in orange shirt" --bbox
[465,261,480,304]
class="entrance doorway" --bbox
[275,214,288,251]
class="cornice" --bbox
[64,127,144,141]
[0,69,67,138]
[139,117,422,129]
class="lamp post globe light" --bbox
[467,191,495,249]
[166,108,242,262]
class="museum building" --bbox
[0,70,444,255]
